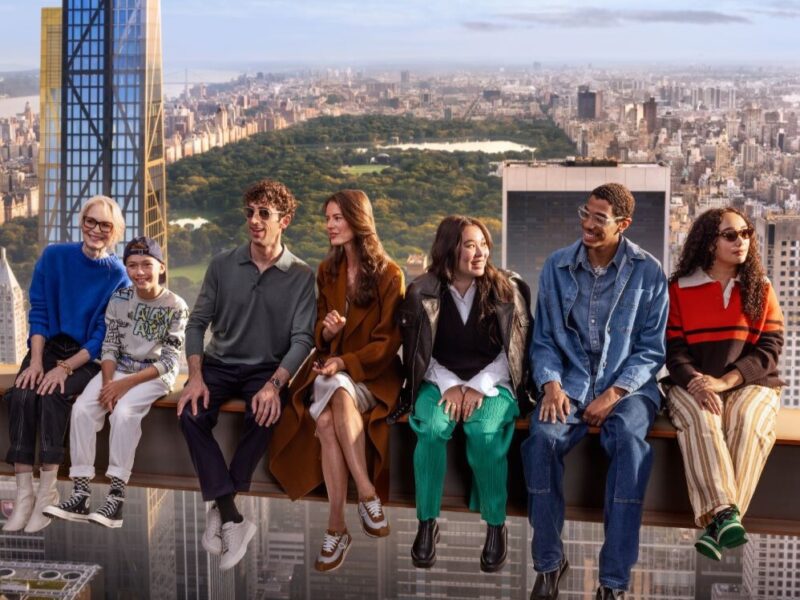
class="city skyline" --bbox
[2,0,800,72]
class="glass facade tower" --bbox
[39,0,167,260]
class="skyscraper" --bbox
[755,213,800,408]
[38,1,167,260]
[502,162,670,299]
[577,85,597,120]
[643,96,658,134]
[0,247,27,365]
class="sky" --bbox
[1,0,800,73]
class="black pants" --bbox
[179,356,285,501]
[5,335,100,466]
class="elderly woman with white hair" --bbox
[3,195,129,533]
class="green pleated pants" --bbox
[409,381,519,526]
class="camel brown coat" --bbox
[269,258,404,500]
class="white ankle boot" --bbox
[2,472,35,532]
[24,469,60,533]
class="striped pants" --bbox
[666,384,781,527]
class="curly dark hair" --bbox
[590,183,635,219]
[670,207,767,322]
[428,215,514,338]
[242,179,298,219]
[321,190,389,307]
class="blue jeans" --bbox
[521,394,655,590]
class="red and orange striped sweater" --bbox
[665,269,784,389]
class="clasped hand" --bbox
[438,386,484,422]
[687,373,725,415]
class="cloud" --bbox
[477,8,752,29]
[461,20,512,32]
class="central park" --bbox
[1,113,575,306]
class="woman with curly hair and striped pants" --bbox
[665,207,784,561]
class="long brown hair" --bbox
[322,189,389,306]
[428,215,514,329]
[671,207,767,322]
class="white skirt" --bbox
[309,372,377,421]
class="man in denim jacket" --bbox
[522,184,668,600]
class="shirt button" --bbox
[591,319,596,324]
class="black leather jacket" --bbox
[388,271,533,423]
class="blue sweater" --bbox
[28,243,130,360]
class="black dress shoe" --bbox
[411,519,439,568]
[480,524,508,572]
[596,586,625,600]
[530,557,569,600]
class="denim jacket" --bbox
[530,237,668,409]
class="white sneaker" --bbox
[201,504,222,555]
[358,496,390,537]
[219,519,256,571]
[314,529,353,572]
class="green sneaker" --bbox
[716,507,748,549]
[695,524,722,561]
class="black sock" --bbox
[109,476,126,498]
[216,493,243,524]
[73,477,91,495]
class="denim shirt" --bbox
[571,242,624,375]
[530,237,669,408]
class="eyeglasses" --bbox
[244,206,282,221]
[82,216,114,233]
[718,227,755,243]
[577,205,626,227]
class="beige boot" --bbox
[2,471,35,531]
[24,469,60,533]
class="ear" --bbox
[279,212,293,231]
[616,217,632,234]
[159,262,166,276]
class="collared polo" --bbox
[185,243,316,375]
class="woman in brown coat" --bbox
[269,189,404,572]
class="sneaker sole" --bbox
[695,539,722,561]
[314,539,353,573]
[219,521,257,571]
[411,529,440,569]
[360,519,390,538]
[87,513,123,529]
[42,506,90,523]
[718,523,748,549]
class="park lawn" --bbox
[340,164,389,175]
[169,262,208,283]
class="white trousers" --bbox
[69,371,168,482]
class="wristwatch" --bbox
[269,376,283,390]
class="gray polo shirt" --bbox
[185,243,316,375]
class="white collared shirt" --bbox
[423,280,512,397]
[678,268,740,309]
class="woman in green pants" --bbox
[391,215,532,572]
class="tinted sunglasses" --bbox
[717,227,755,242]
[244,206,282,221]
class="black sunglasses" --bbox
[717,227,755,243]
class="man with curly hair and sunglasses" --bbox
[664,207,784,562]
[522,183,669,600]
[177,179,315,571]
